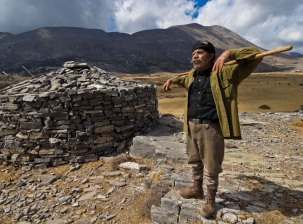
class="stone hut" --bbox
[0,62,158,167]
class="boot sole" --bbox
[179,192,204,199]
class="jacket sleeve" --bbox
[227,47,263,84]
[170,68,195,89]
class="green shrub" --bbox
[259,104,271,109]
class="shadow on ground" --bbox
[221,175,303,218]
[148,114,183,137]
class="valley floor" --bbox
[0,72,302,223]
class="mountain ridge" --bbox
[0,23,301,75]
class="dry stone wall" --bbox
[0,62,158,167]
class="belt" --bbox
[188,118,218,124]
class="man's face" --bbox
[191,48,214,71]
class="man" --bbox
[162,40,262,218]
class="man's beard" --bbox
[191,58,204,68]
[191,58,212,70]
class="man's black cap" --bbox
[192,40,216,55]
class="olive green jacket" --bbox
[171,47,263,139]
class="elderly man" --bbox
[163,40,262,217]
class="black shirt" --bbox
[187,67,218,121]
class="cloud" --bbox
[0,0,302,53]
[0,0,114,34]
[194,0,303,52]
[112,0,197,33]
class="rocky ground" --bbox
[0,111,303,224]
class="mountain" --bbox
[0,23,301,75]
[0,32,12,40]
[288,52,303,57]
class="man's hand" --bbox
[163,79,172,92]
[212,50,230,73]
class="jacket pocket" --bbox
[220,79,232,98]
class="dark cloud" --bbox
[0,0,114,34]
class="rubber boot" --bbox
[179,180,203,199]
[201,187,217,218]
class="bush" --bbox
[139,180,170,218]
[259,104,271,109]
[109,153,132,171]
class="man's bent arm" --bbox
[228,47,263,84]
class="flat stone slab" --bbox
[102,171,122,177]
[118,162,148,172]
[46,218,67,224]
[78,190,97,201]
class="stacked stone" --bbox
[0,62,158,167]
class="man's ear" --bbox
[209,53,215,62]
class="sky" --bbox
[0,0,302,53]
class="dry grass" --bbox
[109,153,132,171]
[291,119,303,128]
[139,180,170,218]
[140,197,161,218]
[120,72,303,114]
[0,74,28,89]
